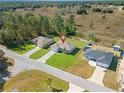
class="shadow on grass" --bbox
[68,48,80,56]
[43,42,55,49]
[108,57,118,72]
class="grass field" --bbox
[46,38,95,78]
[10,44,36,54]
[3,70,69,92]
[103,70,120,91]
[29,48,51,60]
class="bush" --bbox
[92,8,102,12]
[77,9,87,15]
[122,6,124,10]
[102,9,113,13]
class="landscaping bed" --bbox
[10,44,36,55]
[3,70,69,92]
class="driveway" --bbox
[88,66,106,86]
[37,51,55,63]
[22,47,40,57]
[0,47,114,92]
[67,83,85,92]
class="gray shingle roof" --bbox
[51,41,75,51]
[32,36,53,46]
[84,49,113,65]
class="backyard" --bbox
[3,70,69,92]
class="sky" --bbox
[0,0,123,1]
[0,0,120,1]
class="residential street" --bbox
[0,47,114,92]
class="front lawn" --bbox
[103,57,120,91]
[10,44,36,54]
[3,70,69,92]
[46,51,95,79]
[29,48,50,60]
[103,70,120,91]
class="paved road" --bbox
[37,51,56,63]
[0,47,115,92]
[22,47,41,57]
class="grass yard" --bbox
[103,70,120,91]
[46,38,95,79]
[46,51,95,79]
[3,70,69,92]
[29,48,50,60]
[54,37,87,49]
[10,44,36,55]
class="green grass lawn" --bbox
[3,70,69,92]
[29,48,50,60]
[46,50,95,79]
[10,44,36,55]
[54,37,87,48]
[46,37,95,78]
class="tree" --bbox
[87,32,97,42]
[64,15,76,35]
[0,50,13,91]
[51,14,64,35]
[77,8,87,15]
[42,16,50,35]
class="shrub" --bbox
[77,9,87,15]
[122,6,124,10]
[102,9,113,13]
[92,8,102,12]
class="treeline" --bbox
[0,50,13,91]
[92,8,113,13]
[0,12,75,47]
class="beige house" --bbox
[50,41,75,53]
[32,36,54,48]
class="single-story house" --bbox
[84,49,114,68]
[32,36,54,48]
[113,45,121,51]
[50,41,76,53]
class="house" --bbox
[113,45,121,51]
[50,41,76,53]
[32,36,54,48]
[84,49,114,68]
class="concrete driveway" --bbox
[22,47,40,57]
[67,83,85,92]
[88,66,105,86]
[37,51,55,63]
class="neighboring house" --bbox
[113,45,121,51]
[84,49,114,68]
[121,51,124,58]
[50,41,76,53]
[32,36,54,48]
